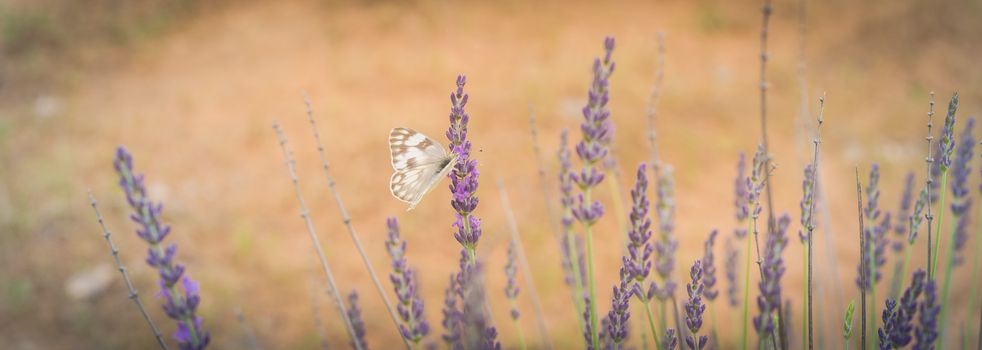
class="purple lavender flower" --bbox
[857,164,889,290]
[929,146,942,204]
[652,165,679,301]
[754,214,791,337]
[734,152,749,239]
[724,238,740,307]
[385,217,430,344]
[950,117,975,216]
[446,75,482,256]
[583,296,595,350]
[912,280,939,350]
[457,260,499,350]
[951,213,970,267]
[441,274,462,348]
[937,93,960,172]
[799,164,816,243]
[702,230,719,301]
[880,270,925,348]
[113,146,210,350]
[504,241,520,320]
[893,172,915,252]
[664,329,678,350]
[570,37,615,222]
[624,164,654,296]
[347,290,369,350]
[605,284,631,348]
[746,145,768,222]
[685,260,709,350]
[909,187,928,244]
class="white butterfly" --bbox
[388,128,459,210]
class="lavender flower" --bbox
[664,329,678,350]
[909,187,928,244]
[583,296,595,350]
[880,270,925,348]
[893,172,915,252]
[857,164,888,290]
[734,153,749,239]
[558,129,580,287]
[949,117,975,216]
[113,146,210,350]
[685,260,709,350]
[605,284,631,348]
[799,164,816,243]
[754,214,791,337]
[441,274,462,348]
[505,241,520,320]
[912,280,939,350]
[652,165,678,301]
[929,147,942,204]
[746,145,768,222]
[624,164,654,296]
[446,75,482,257]
[570,37,615,224]
[702,230,719,301]
[724,238,740,307]
[937,93,960,172]
[385,217,430,344]
[951,213,970,267]
[457,261,499,350]
[347,291,369,350]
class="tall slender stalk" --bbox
[924,92,937,281]
[272,122,362,350]
[854,168,867,350]
[497,179,554,350]
[87,192,169,350]
[302,96,412,349]
[967,193,982,349]
[804,94,825,350]
[930,173,950,276]
[586,211,599,350]
[529,107,561,238]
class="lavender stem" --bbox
[87,191,169,350]
[272,122,363,350]
[301,95,411,349]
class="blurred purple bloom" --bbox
[504,241,520,320]
[734,152,749,239]
[446,75,482,252]
[583,296,595,350]
[747,145,768,221]
[909,186,928,245]
[952,213,970,267]
[454,260,499,350]
[702,230,719,301]
[913,280,939,350]
[950,117,975,217]
[684,260,709,350]
[799,163,816,243]
[857,164,889,290]
[385,217,430,343]
[879,269,925,348]
[664,328,678,350]
[441,273,462,348]
[347,291,369,350]
[937,93,960,172]
[113,146,209,350]
[893,172,915,252]
[653,166,679,301]
[724,238,740,307]
[754,214,791,337]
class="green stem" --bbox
[564,230,587,335]
[938,212,962,349]
[742,218,754,350]
[585,188,599,350]
[644,297,665,350]
[510,301,528,350]
[802,244,809,350]
[931,171,950,277]
[868,233,877,350]
[711,305,721,350]
[965,203,982,350]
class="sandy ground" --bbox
[1,0,980,348]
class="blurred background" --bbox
[1,0,981,349]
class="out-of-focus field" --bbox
[1,0,980,349]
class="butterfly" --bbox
[388,128,459,210]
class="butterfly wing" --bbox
[388,128,456,210]
[389,128,449,171]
